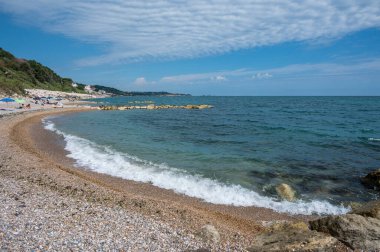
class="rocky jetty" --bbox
[361,169,380,190]
[309,200,380,251]
[247,221,344,252]
[247,201,380,251]
[98,104,213,110]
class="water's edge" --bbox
[43,116,349,215]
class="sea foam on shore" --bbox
[43,118,349,216]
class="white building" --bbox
[84,85,94,93]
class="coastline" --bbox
[0,108,315,250]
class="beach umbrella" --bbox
[15,98,26,103]
[0,97,15,109]
[0,97,15,102]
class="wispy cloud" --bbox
[160,59,380,84]
[160,69,246,83]
[252,72,273,79]
[211,75,227,82]
[1,1,380,66]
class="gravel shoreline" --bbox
[0,108,306,251]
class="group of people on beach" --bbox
[18,104,31,109]
[33,98,63,107]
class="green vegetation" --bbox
[0,48,85,95]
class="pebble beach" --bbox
[0,108,307,251]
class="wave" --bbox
[43,118,349,216]
[368,137,380,142]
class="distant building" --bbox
[84,85,94,93]
[72,82,78,88]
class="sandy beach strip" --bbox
[0,108,307,250]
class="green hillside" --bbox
[0,48,85,95]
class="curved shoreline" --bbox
[1,108,309,249]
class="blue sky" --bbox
[1,1,380,95]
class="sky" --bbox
[0,0,380,96]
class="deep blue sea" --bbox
[44,96,380,215]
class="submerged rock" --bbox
[247,226,341,252]
[275,183,296,202]
[309,214,380,251]
[197,224,220,243]
[361,169,380,190]
[351,200,380,220]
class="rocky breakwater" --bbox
[98,104,213,110]
[247,221,344,252]
[309,200,380,251]
[246,201,380,251]
[247,179,379,251]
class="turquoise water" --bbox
[45,96,380,214]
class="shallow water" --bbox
[44,96,380,215]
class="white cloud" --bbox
[211,75,227,81]
[1,1,380,65]
[133,77,148,86]
[160,59,380,84]
[252,72,273,79]
[161,69,245,83]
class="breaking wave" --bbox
[43,118,349,215]
[368,137,380,142]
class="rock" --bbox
[361,169,380,190]
[98,104,213,111]
[198,105,212,109]
[247,227,341,252]
[186,249,210,252]
[346,201,363,212]
[269,221,309,232]
[185,105,197,109]
[351,200,380,220]
[275,183,296,202]
[309,214,380,251]
[197,224,220,243]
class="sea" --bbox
[43,96,380,215]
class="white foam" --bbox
[369,137,380,142]
[43,119,349,216]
